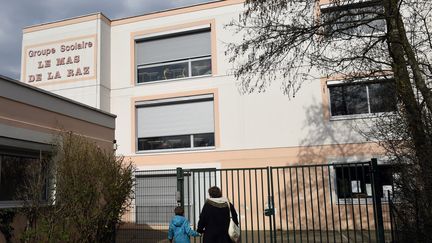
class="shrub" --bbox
[0,209,16,243]
[20,132,134,242]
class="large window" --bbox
[334,163,394,200]
[135,29,212,83]
[328,80,396,117]
[0,153,47,206]
[136,94,215,152]
[320,0,385,38]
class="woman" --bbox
[197,186,239,243]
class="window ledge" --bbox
[330,112,394,121]
[326,31,386,41]
[136,146,216,155]
[0,201,25,209]
[135,74,212,86]
[320,0,382,10]
[0,201,51,209]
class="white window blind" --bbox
[136,30,211,66]
[135,173,193,224]
[136,95,214,138]
[135,175,177,224]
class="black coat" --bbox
[197,199,239,243]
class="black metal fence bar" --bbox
[116,161,393,243]
[243,170,249,243]
[276,169,287,243]
[255,169,261,242]
[261,168,268,243]
[289,167,297,243]
[270,162,391,243]
[295,167,303,243]
[387,192,402,243]
[330,164,342,242]
[250,170,255,243]
[356,164,364,243]
[315,166,323,242]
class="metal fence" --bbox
[116,159,393,242]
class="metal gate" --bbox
[116,159,392,242]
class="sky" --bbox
[0,0,212,80]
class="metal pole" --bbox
[266,166,275,243]
[177,167,184,207]
[388,192,396,242]
[267,166,277,243]
[371,158,385,243]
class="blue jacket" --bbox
[168,215,199,243]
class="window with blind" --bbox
[136,94,215,151]
[135,28,212,83]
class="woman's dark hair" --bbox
[174,206,184,216]
[208,186,222,198]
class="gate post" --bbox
[176,167,184,207]
[371,158,385,243]
[266,166,277,243]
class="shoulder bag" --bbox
[227,200,240,243]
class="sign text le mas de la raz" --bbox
[25,36,95,83]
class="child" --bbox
[168,206,200,243]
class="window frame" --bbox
[136,133,216,153]
[135,94,216,153]
[0,150,50,208]
[137,56,212,84]
[327,77,396,120]
[134,28,213,85]
[319,0,386,39]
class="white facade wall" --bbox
[99,19,111,111]
[21,14,109,110]
[20,1,380,169]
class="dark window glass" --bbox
[137,56,212,83]
[329,80,396,117]
[191,58,212,76]
[321,1,385,38]
[335,164,393,199]
[138,62,189,83]
[368,82,397,113]
[138,133,215,151]
[138,135,191,151]
[329,84,368,116]
[0,155,42,201]
[193,133,215,147]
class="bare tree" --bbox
[228,0,432,241]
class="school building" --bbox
[18,0,395,241]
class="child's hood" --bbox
[172,215,186,227]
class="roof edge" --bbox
[111,0,240,25]
[23,12,111,34]
[22,0,244,33]
[0,74,116,119]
